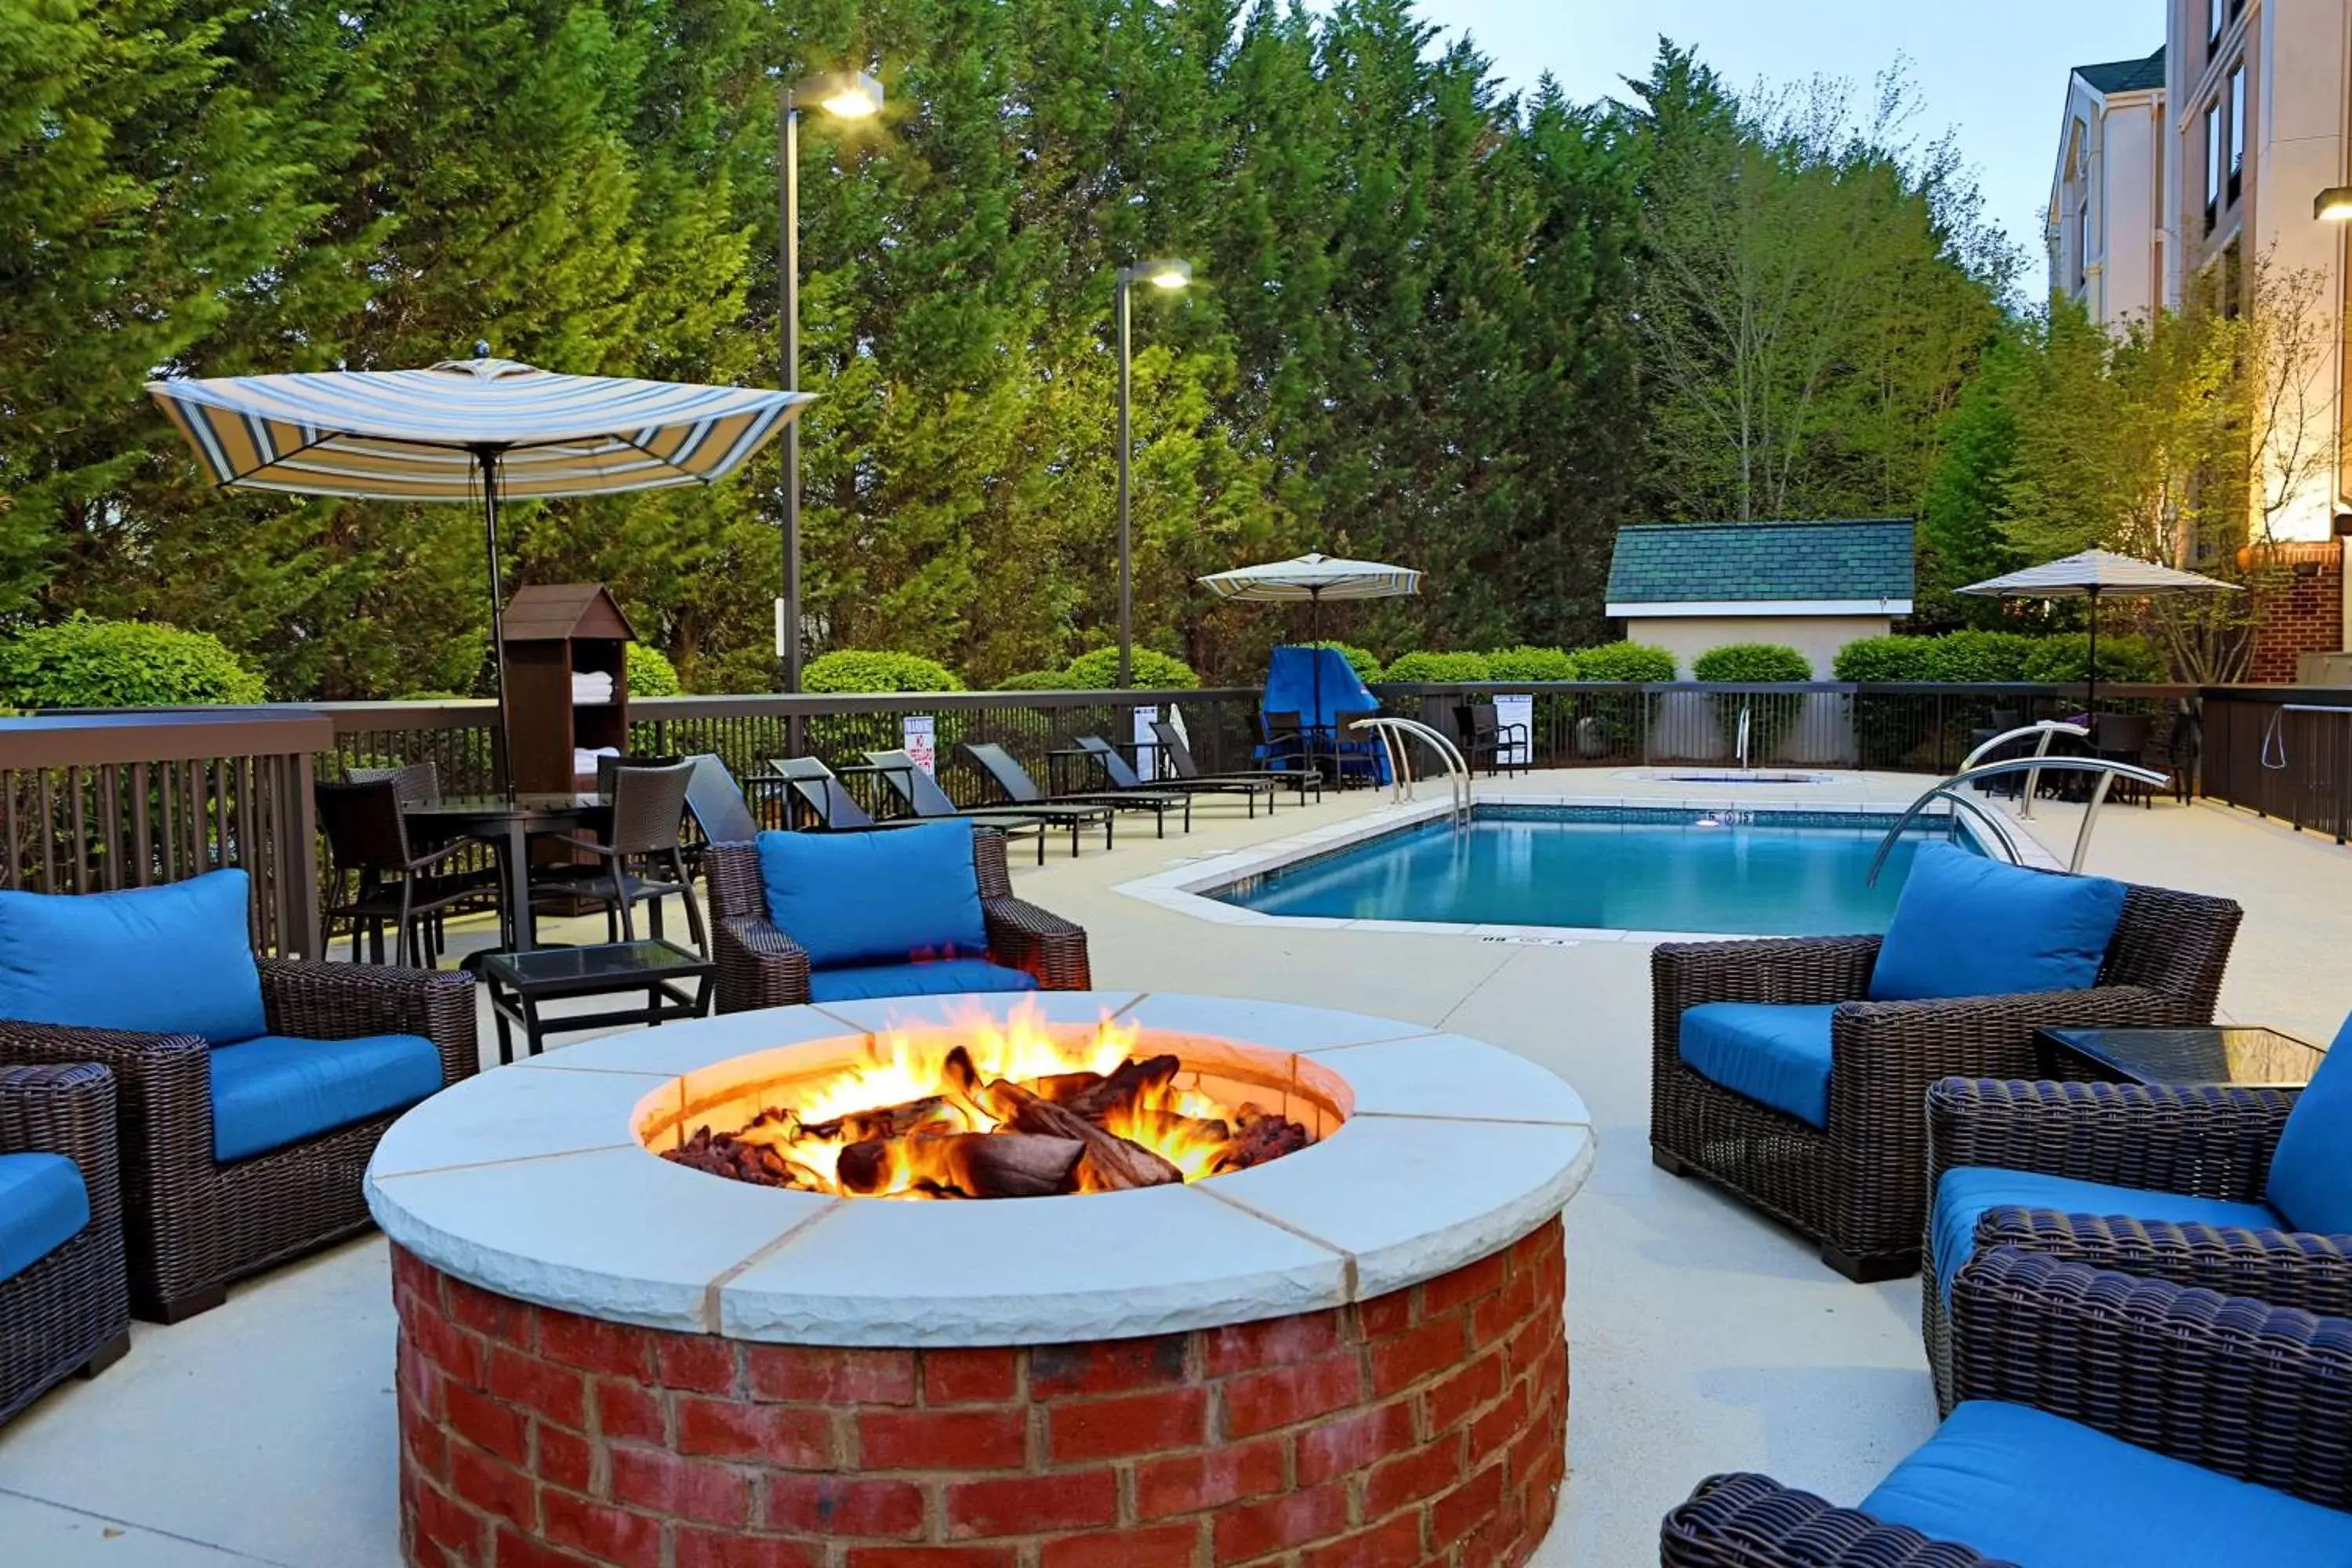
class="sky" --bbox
[1372,0,2163,268]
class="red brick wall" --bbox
[2245,542,2344,684]
[392,1219,1566,1568]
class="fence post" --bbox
[287,748,322,959]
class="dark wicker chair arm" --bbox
[1971,1209,2352,1316]
[1652,935,1884,1013]
[713,914,812,1012]
[0,1018,210,1105]
[1926,1077,2293,1202]
[982,897,1093,991]
[1829,984,2186,1096]
[1951,1247,2352,1509]
[1660,1472,2008,1567]
[258,958,479,1087]
[0,1062,118,1169]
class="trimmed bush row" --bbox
[1832,631,2165,684]
[0,615,267,709]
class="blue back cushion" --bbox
[1864,1400,2352,1566]
[0,869,266,1044]
[209,1033,444,1163]
[2264,1012,2352,1235]
[0,1152,90,1283]
[1869,844,2126,1002]
[755,822,989,969]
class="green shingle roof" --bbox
[2074,48,2165,96]
[1606,519,1915,607]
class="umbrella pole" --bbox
[477,445,520,804]
[2085,586,2100,719]
[1310,588,1323,775]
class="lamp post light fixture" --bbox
[2316,187,2352,221]
[1113,258,1193,688]
[779,69,884,705]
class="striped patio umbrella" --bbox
[1959,548,2238,712]
[1200,551,1421,728]
[148,352,813,794]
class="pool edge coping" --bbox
[1111,789,2056,943]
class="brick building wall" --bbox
[2245,541,2345,684]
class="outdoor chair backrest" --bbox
[606,760,696,856]
[1149,721,1207,779]
[1334,706,1379,738]
[347,760,441,806]
[960,743,1048,804]
[597,751,684,798]
[1264,710,1303,740]
[315,778,414,871]
[2093,713,2151,756]
[864,750,963,817]
[1073,735,1146,789]
[763,757,877,829]
[684,753,761,844]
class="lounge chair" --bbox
[960,742,1190,837]
[1150,720,1320,808]
[1663,1249,2352,1568]
[1651,843,2242,1280]
[761,757,1050,865]
[1070,735,1291,815]
[860,750,1113,858]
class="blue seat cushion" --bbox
[1864,1399,2352,1566]
[2264,1011,2352,1236]
[806,958,1040,1005]
[1932,1166,2280,1301]
[0,1152,90,1283]
[209,1033,444,1163]
[1869,843,2126,1002]
[1676,1003,1839,1128]
[0,868,266,1044]
[756,822,990,969]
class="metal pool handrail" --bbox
[2257,702,2352,771]
[1867,755,2172,884]
[1349,717,1472,826]
[1960,720,2088,821]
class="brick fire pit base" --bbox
[394,1219,1566,1567]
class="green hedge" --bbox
[1571,641,1676,682]
[1830,635,1936,682]
[2021,633,2165,684]
[993,668,1072,691]
[1484,644,1580,682]
[1306,641,1383,685]
[1920,630,2040,683]
[801,649,966,694]
[1380,650,1493,682]
[1060,647,1200,690]
[0,616,267,708]
[626,643,682,697]
[1691,643,1813,683]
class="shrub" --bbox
[1831,635,1938,682]
[1570,641,1677,682]
[993,668,1072,691]
[1306,641,1384,685]
[800,649,966,694]
[1379,650,1493,683]
[1061,647,1200,690]
[626,643,681,697]
[0,616,266,709]
[1691,643,1813,683]
[2021,632,2166,684]
[1919,630,2042,684]
[1483,644,1580,682]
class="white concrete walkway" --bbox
[1,769,2343,1566]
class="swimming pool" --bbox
[1207,805,1973,936]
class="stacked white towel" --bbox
[571,671,615,703]
[573,745,619,779]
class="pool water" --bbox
[1212,806,1969,936]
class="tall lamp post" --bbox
[779,69,884,702]
[1113,258,1192,687]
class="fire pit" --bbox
[368,991,1592,1567]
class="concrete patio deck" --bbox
[3,768,2345,1566]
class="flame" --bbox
[725,1001,1263,1199]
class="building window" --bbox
[2227,64,2245,205]
[2076,194,2090,292]
[2208,0,2223,50]
[2205,100,2222,232]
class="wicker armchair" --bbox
[1650,880,2243,1280]
[1662,1248,2352,1566]
[704,829,1091,1013]
[0,960,475,1323]
[1920,1074,2332,1413]
[0,1063,129,1423]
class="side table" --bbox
[2034,1025,2325,1088]
[481,940,714,1065]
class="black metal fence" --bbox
[2202,687,2352,843]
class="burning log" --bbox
[798,1095,955,1142]
[1058,1054,1181,1120]
[980,1076,1184,1192]
[834,1132,1083,1200]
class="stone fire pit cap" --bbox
[364,992,1594,1347]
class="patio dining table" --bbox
[401,792,608,957]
